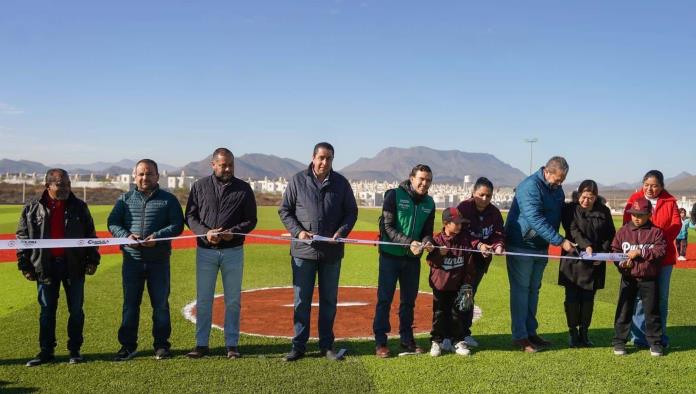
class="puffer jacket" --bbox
[16,190,100,284]
[107,186,184,261]
[278,165,358,261]
[611,220,666,279]
[623,190,680,266]
[505,167,565,251]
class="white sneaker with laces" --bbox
[454,341,471,356]
[463,336,479,348]
[441,338,453,352]
[677,256,686,261]
[430,341,442,357]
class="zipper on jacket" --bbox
[140,192,147,239]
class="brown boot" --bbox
[375,345,391,358]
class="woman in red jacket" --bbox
[622,170,680,348]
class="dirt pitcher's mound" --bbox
[183,286,482,339]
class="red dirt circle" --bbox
[183,286,481,339]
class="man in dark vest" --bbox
[373,164,435,358]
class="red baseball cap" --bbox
[442,207,469,224]
[627,197,653,215]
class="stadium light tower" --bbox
[524,138,538,175]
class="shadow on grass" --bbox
[0,380,39,393]
[332,325,696,357]
[1,326,693,365]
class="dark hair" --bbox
[45,168,69,185]
[410,164,432,177]
[546,156,569,173]
[679,208,686,215]
[135,159,159,174]
[473,177,493,192]
[212,147,234,160]
[642,170,664,188]
[313,142,335,157]
[577,179,598,196]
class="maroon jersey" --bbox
[457,198,505,266]
[426,230,476,291]
[611,220,666,279]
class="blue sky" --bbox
[1,0,694,184]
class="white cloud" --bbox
[0,102,25,115]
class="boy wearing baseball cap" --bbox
[426,207,476,357]
[611,197,667,356]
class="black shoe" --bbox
[400,340,423,354]
[226,346,241,359]
[68,350,83,364]
[528,335,552,349]
[186,346,209,359]
[26,352,55,367]
[114,347,138,361]
[154,348,171,360]
[284,349,305,362]
[321,348,345,361]
[578,326,593,347]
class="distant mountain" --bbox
[52,159,178,174]
[340,146,527,187]
[0,159,48,174]
[180,154,306,179]
[667,173,696,192]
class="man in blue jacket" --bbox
[505,156,575,353]
[278,142,358,361]
[108,159,184,361]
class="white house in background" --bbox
[167,171,196,190]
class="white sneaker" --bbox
[677,256,687,261]
[454,341,471,356]
[441,338,454,352]
[430,341,442,357]
[463,336,479,348]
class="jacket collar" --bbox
[399,179,426,203]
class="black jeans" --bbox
[37,258,85,353]
[431,288,467,343]
[613,276,662,346]
[462,260,486,337]
[677,238,687,257]
[564,284,595,303]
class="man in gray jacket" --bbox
[108,159,184,361]
[278,142,358,361]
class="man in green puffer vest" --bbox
[373,164,436,357]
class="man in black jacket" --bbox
[278,142,358,361]
[185,148,257,359]
[16,169,100,366]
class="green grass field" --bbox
[1,205,695,393]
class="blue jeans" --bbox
[37,259,85,353]
[118,256,171,351]
[506,249,548,340]
[195,247,244,347]
[291,256,342,353]
[631,264,673,346]
[373,253,421,346]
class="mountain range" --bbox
[2,148,695,190]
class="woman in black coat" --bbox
[559,180,616,347]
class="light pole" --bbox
[524,138,538,175]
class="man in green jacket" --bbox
[108,159,184,361]
[373,164,435,357]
